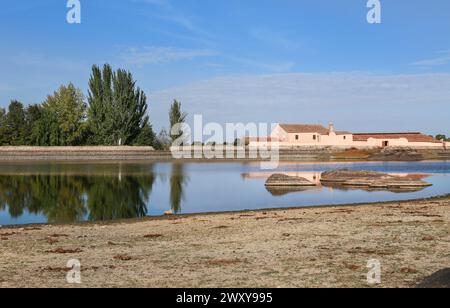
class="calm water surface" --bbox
[0,161,449,226]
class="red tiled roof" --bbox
[279,124,329,134]
[353,133,441,143]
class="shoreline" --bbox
[1,195,449,288]
[0,146,449,162]
[2,193,450,229]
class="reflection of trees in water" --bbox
[87,175,155,221]
[0,170,156,223]
[0,175,88,223]
[170,164,189,214]
[0,163,191,222]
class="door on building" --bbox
[382,141,389,147]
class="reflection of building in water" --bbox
[242,172,322,184]
[242,172,431,186]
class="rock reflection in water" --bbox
[321,184,427,194]
[265,186,319,197]
[254,171,431,196]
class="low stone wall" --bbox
[0,146,164,161]
[0,146,154,152]
[0,146,449,162]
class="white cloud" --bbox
[136,0,208,36]
[412,51,450,68]
[251,61,296,73]
[150,73,450,134]
[123,47,219,66]
[226,56,296,73]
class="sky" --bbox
[0,0,450,136]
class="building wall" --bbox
[317,132,354,146]
[271,125,354,146]
[247,124,445,149]
[352,138,443,148]
[248,141,444,149]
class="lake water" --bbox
[0,161,449,226]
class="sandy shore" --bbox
[0,197,449,288]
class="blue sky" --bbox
[1,0,450,135]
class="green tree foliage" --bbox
[25,104,43,145]
[32,108,61,146]
[33,84,87,146]
[0,65,161,148]
[0,102,46,146]
[133,120,157,146]
[2,100,27,145]
[155,128,172,150]
[88,64,153,145]
[87,64,113,145]
[169,99,187,142]
[0,108,6,145]
[436,134,449,142]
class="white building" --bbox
[247,123,446,149]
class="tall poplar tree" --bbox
[88,64,153,146]
[169,99,187,142]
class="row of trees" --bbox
[436,135,450,142]
[0,64,187,149]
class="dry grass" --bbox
[0,197,449,288]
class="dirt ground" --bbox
[0,197,449,288]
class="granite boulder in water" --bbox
[265,174,316,187]
[320,169,432,189]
